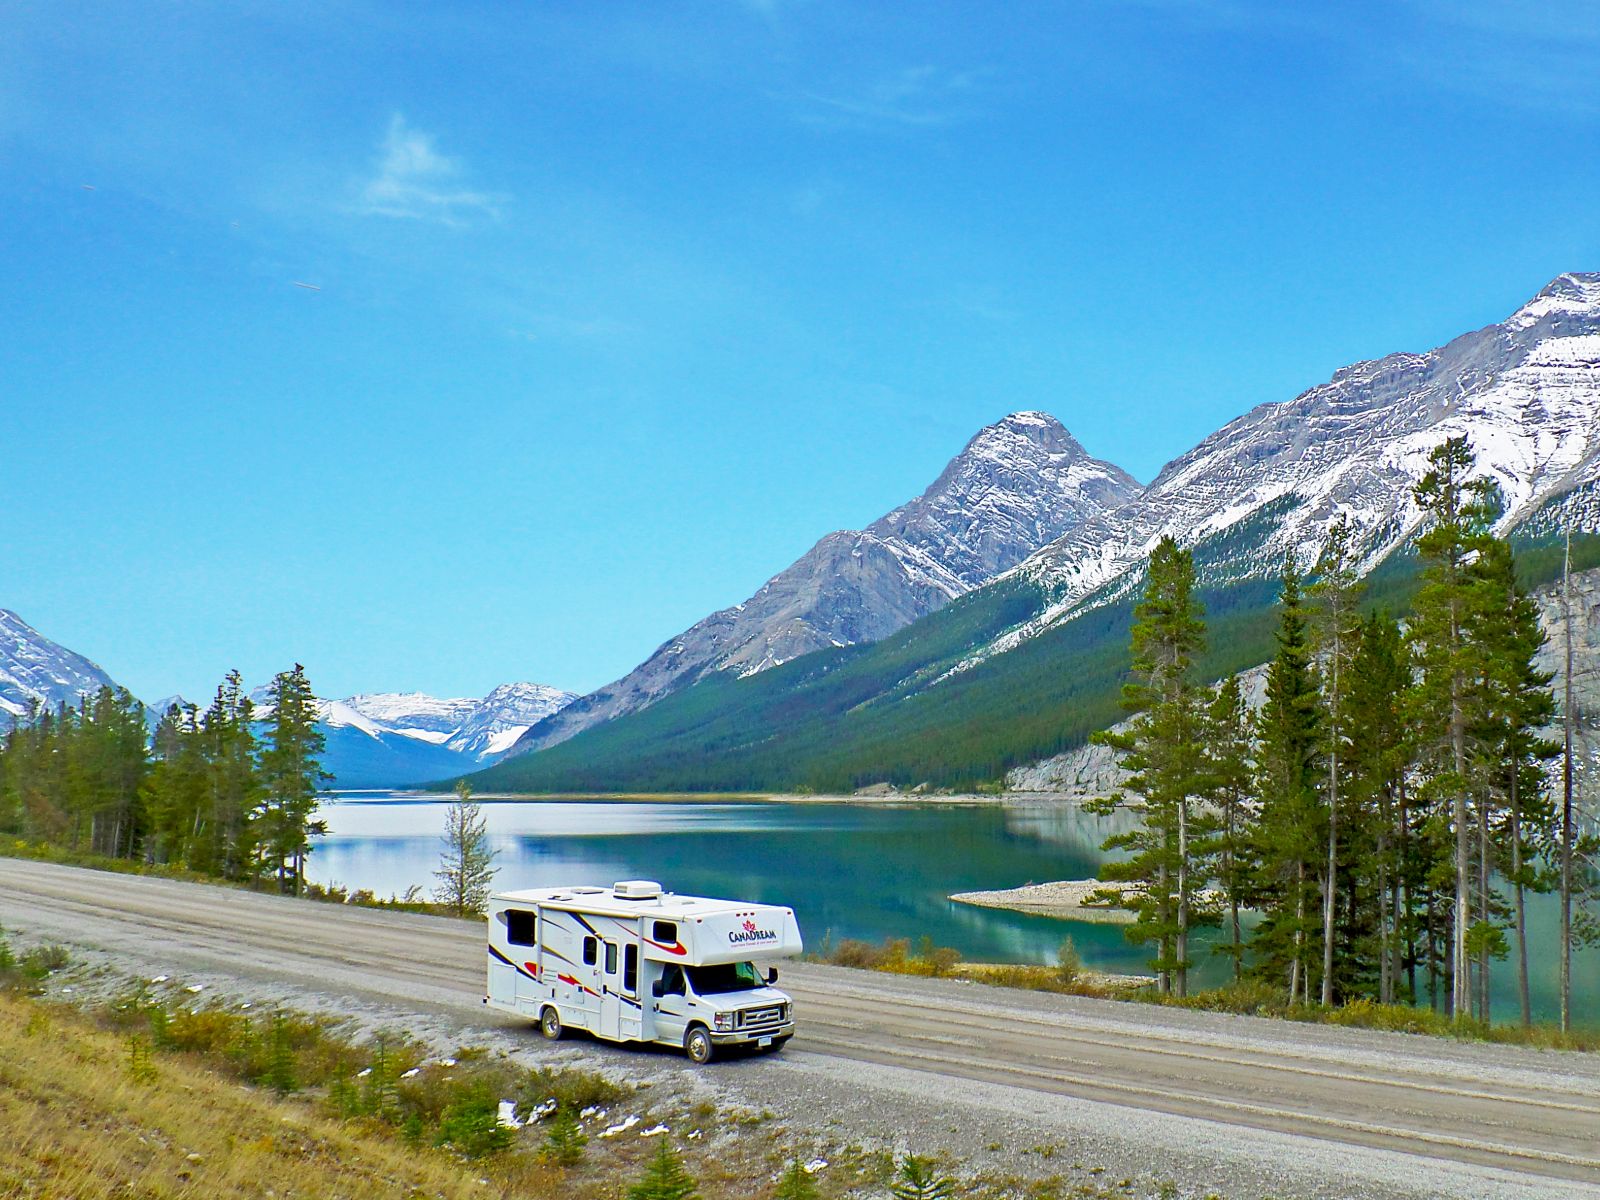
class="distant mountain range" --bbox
[0,610,573,788]
[473,271,1600,794]
[308,685,576,786]
[13,272,1600,795]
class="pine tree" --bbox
[627,1140,700,1200]
[202,671,262,880]
[1309,517,1365,1005]
[1407,437,1501,1018]
[1090,536,1213,996]
[1203,674,1253,982]
[1249,554,1323,1003]
[257,665,331,895]
[433,780,499,916]
[1472,538,1558,1026]
[1343,611,1412,1003]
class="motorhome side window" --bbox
[503,909,536,946]
[652,920,677,943]
[582,937,598,966]
[623,944,638,993]
[659,964,685,994]
[604,942,618,974]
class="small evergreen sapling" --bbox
[890,1155,955,1200]
[543,1104,588,1166]
[774,1159,821,1200]
[627,1139,700,1200]
[433,780,499,916]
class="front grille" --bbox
[737,1006,783,1029]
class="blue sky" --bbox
[4,1,1598,703]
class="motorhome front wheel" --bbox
[684,1026,715,1065]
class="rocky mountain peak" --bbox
[1507,271,1600,331]
[503,410,1139,757]
[869,412,1140,590]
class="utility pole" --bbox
[1560,523,1575,1034]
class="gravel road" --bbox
[3,857,1597,1200]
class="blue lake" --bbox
[308,792,1598,1026]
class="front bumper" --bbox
[708,1020,795,1045]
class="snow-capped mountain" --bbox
[970,272,1600,665]
[0,609,121,722]
[340,683,575,759]
[440,682,576,758]
[506,412,1139,756]
[247,681,577,786]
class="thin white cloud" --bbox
[798,65,986,128]
[356,115,504,224]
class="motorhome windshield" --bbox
[685,962,762,994]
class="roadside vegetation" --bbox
[816,931,1600,1051]
[0,924,1263,1200]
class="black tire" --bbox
[540,1006,563,1040]
[684,1025,715,1065]
[765,1035,791,1055]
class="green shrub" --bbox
[519,1064,623,1113]
[21,944,69,979]
[1055,937,1081,986]
[435,1085,513,1158]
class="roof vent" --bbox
[612,879,662,901]
[569,887,606,895]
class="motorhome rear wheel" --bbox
[540,1006,562,1040]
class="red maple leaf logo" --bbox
[743,919,758,933]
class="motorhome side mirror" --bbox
[766,967,778,985]
[651,980,664,998]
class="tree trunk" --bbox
[1176,797,1189,999]
[1322,642,1340,1007]
[1229,797,1242,985]
[1511,774,1531,1028]
[1477,796,1491,1024]
[1560,529,1575,1033]
[1451,701,1471,1020]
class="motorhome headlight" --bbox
[713,1012,734,1031]
[781,1002,791,1021]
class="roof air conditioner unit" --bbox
[612,879,662,900]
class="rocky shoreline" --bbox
[949,879,1133,924]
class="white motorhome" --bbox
[485,879,802,1063]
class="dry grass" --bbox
[0,990,557,1200]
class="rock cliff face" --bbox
[508,412,1138,755]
